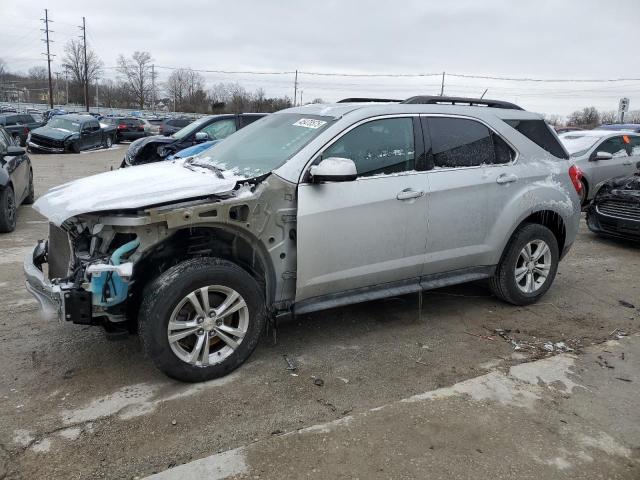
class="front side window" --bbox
[597,136,628,157]
[429,117,506,168]
[201,119,236,140]
[630,136,640,155]
[322,118,415,177]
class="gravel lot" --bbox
[1,147,639,479]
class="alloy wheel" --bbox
[167,285,249,366]
[514,239,551,294]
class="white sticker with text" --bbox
[293,118,327,129]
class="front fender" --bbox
[486,180,580,265]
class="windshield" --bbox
[559,134,600,157]
[188,113,334,178]
[171,117,207,140]
[47,117,81,132]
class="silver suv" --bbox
[24,96,582,382]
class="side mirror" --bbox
[310,157,357,183]
[591,151,613,161]
[194,132,210,143]
[2,146,25,157]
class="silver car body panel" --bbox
[560,130,640,200]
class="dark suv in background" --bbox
[103,117,149,143]
[0,113,44,146]
[123,113,266,166]
[159,117,192,136]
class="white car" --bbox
[559,130,640,204]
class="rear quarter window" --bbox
[505,119,568,159]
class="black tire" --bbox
[104,135,113,149]
[139,257,266,382]
[23,169,35,205]
[489,223,559,306]
[70,141,81,154]
[0,185,17,233]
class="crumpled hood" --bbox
[34,159,242,226]
[30,125,76,141]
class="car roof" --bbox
[278,102,542,121]
[563,129,640,138]
[57,114,96,122]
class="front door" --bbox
[296,116,428,302]
[590,135,637,186]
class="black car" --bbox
[103,117,149,143]
[123,113,266,166]
[0,113,44,146]
[0,127,33,232]
[586,164,640,242]
[159,117,192,136]
[28,114,116,153]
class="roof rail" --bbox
[337,97,401,103]
[401,95,524,110]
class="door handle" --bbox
[496,173,518,184]
[396,189,425,200]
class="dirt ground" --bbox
[0,147,639,479]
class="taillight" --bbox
[569,165,583,195]
[23,126,29,135]
[117,123,127,130]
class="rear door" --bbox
[421,116,512,274]
[296,116,429,302]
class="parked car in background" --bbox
[597,123,640,133]
[0,126,33,232]
[123,113,266,166]
[165,139,222,160]
[140,119,152,135]
[559,130,640,205]
[555,126,583,135]
[0,113,44,146]
[28,114,116,153]
[159,117,192,136]
[26,96,581,381]
[42,108,67,123]
[586,165,640,242]
[147,118,164,135]
[102,117,149,143]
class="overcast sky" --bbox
[2,0,639,116]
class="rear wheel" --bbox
[490,223,559,305]
[104,135,113,149]
[139,257,266,382]
[0,185,17,233]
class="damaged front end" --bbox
[25,217,142,330]
[586,174,640,241]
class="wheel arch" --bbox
[129,224,277,317]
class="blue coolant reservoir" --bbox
[88,239,139,307]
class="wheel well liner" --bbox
[129,225,276,319]
[519,210,567,254]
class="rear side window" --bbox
[505,119,568,159]
[427,117,514,168]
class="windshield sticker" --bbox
[293,118,327,129]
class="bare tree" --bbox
[600,110,617,124]
[117,51,154,109]
[567,106,600,128]
[61,39,103,105]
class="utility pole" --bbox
[41,9,55,109]
[299,89,303,106]
[440,71,445,96]
[151,64,156,113]
[293,69,298,107]
[79,17,89,111]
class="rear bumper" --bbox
[28,141,64,153]
[586,205,640,242]
[23,245,65,319]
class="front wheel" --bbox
[139,257,266,382]
[70,141,81,154]
[104,135,113,149]
[23,169,35,205]
[489,223,559,306]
